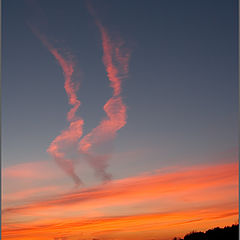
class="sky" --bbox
[1,0,239,240]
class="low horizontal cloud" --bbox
[2,162,238,239]
[2,204,238,240]
[2,160,62,180]
[3,162,238,216]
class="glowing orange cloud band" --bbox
[2,207,238,240]
[2,161,238,240]
[3,162,238,216]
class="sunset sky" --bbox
[2,0,238,240]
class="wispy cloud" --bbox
[29,26,84,186]
[77,2,131,182]
[26,0,131,185]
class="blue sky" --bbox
[2,0,238,174]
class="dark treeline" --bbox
[173,224,239,240]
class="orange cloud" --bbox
[3,186,65,207]
[2,204,238,240]
[2,162,238,239]
[3,162,238,216]
[2,161,60,180]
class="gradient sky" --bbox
[2,0,238,240]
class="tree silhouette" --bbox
[184,231,205,240]
[173,224,239,240]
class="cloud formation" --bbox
[78,2,131,181]
[3,162,238,214]
[26,1,131,185]
[2,160,238,239]
[29,26,84,186]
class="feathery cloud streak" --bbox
[30,25,84,185]
[78,3,130,181]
